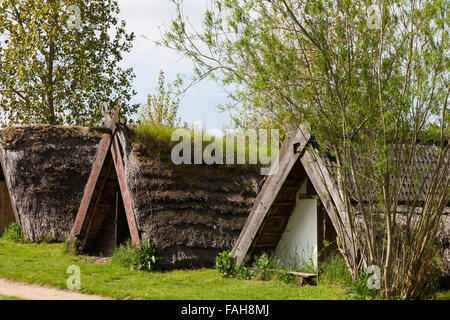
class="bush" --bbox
[319,255,381,300]
[347,270,381,300]
[1,222,24,243]
[236,263,256,280]
[112,240,160,272]
[215,250,236,278]
[254,253,277,281]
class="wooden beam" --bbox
[80,161,115,250]
[300,149,355,266]
[232,126,311,264]
[0,152,21,226]
[102,102,121,133]
[272,201,296,206]
[260,231,284,236]
[70,134,112,239]
[110,135,140,244]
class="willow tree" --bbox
[138,70,181,127]
[0,0,136,125]
[161,0,449,299]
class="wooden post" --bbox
[70,101,140,251]
[114,191,118,248]
[70,134,112,240]
[110,135,140,244]
[231,126,311,263]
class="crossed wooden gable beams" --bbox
[232,126,354,264]
[69,104,139,251]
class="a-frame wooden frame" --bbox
[232,126,310,263]
[69,103,139,250]
[0,153,20,231]
[232,126,355,265]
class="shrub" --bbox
[215,250,236,278]
[254,253,276,281]
[347,270,381,300]
[235,263,255,280]
[1,222,24,243]
[112,240,160,272]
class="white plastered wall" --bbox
[275,179,317,271]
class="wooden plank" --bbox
[289,271,317,278]
[110,135,140,244]
[259,231,284,236]
[70,134,112,238]
[102,102,121,133]
[0,152,21,226]
[266,215,291,219]
[300,149,355,265]
[252,243,277,248]
[232,126,311,263]
[272,201,296,206]
[114,191,118,249]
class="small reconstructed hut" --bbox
[0,125,103,240]
[0,109,260,268]
[233,127,449,283]
[69,107,260,267]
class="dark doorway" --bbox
[317,201,338,263]
[81,153,131,256]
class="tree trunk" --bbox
[47,38,56,124]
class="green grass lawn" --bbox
[0,240,448,300]
[0,240,348,300]
[436,289,450,300]
[0,294,25,300]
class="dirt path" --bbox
[0,278,111,300]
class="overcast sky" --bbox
[117,0,231,129]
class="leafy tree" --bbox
[161,0,449,299]
[138,70,180,127]
[0,0,137,125]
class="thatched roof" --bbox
[233,127,449,283]
[119,127,260,268]
[0,125,103,241]
[0,124,261,268]
[320,142,448,204]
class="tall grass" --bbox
[131,122,279,168]
[318,255,353,286]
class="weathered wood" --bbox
[288,271,317,287]
[110,136,140,244]
[80,162,115,249]
[102,102,121,133]
[300,149,355,265]
[71,102,141,251]
[0,155,21,226]
[288,271,316,277]
[232,126,311,263]
[114,191,118,249]
[0,181,15,234]
[260,231,284,236]
[70,134,112,239]
[272,201,296,206]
